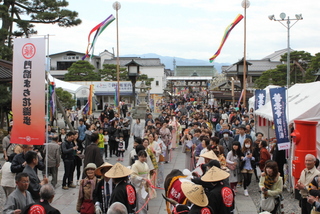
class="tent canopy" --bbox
[254,81,320,124]
[48,73,88,95]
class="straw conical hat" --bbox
[95,162,113,176]
[104,162,133,178]
[181,182,208,207]
[200,150,219,161]
[201,166,230,182]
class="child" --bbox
[103,129,109,160]
[98,128,105,158]
[117,136,125,162]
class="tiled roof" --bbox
[0,59,12,80]
[262,48,294,61]
[223,60,282,73]
[103,57,164,67]
[49,50,100,58]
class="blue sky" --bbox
[33,0,320,64]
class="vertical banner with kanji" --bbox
[270,87,290,150]
[254,89,266,110]
[11,38,46,145]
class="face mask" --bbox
[97,124,100,127]
[245,144,250,148]
[223,134,229,138]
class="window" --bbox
[57,61,75,70]
[156,81,159,86]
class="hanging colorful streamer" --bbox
[82,14,115,60]
[48,82,56,122]
[209,14,243,63]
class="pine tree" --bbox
[0,0,81,60]
[64,60,100,81]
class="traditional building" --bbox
[221,49,292,89]
[49,51,100,79]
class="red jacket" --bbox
[259,147,271,171]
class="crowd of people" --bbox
[2,96,320,214]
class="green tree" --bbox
[55,87,76,109]
[254,64,287,89]
[0,0,81,60]
[0,83,12,128]
[64,60,100,81]
[280,50,312,83]
[138,74,154,86]
[99,64,154,85]
[99,64,128,81]
[307,52,320,74]
[255,50,317,89]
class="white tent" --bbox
[48,73,89,98]
[255,82,320,123]
[254,81,320,157]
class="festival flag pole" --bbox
[45,34,50,178]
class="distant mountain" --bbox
[122,53,230,73]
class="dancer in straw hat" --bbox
[105,162,136,214]
[93,162,113,214]
[201,166,235,214]
[181,182,213,214]
[192,150,219,177]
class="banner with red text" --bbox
[11,38,46,145]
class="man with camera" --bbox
[296,154,320,214]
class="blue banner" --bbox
[270,87,290,150]
[254,89,266,110]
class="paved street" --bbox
[0,114,301,213]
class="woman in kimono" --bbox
[169,116,180,149]
[155,133,166,187]
[142,138,158,187]
[159,122,172,163]
[131,150,150,214]
[148,133,161,186]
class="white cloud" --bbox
[28,0,320,65]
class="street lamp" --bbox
[113,1,121,112]
[269,13,302,192]
[125,59,141,107]
[268,12,303,89]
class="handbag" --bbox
[226,163,236,171]
[159,154,165,162]
[80,199,95,214]
[260,195,275,212]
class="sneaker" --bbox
[68,184,76,188]
[244,189,249,196]
[62,186,69,190]
[76,180,80,186]
[117,158,121,161]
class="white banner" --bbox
[11,38,46,145]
